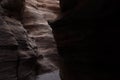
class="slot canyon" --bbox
[0,0,120,80]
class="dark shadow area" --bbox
[49,0,120,80]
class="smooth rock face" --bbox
[50,0,120,80]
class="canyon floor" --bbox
[37,70,61,80]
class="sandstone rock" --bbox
[25,0,60,21]
[0,0,41,79]
[0,16,39,80]
[0,0,60,80]
[22,0,60,75]
[0,17,18,47]
[0,48,18,80]
[1,0,25,11]
[0,0,25,20]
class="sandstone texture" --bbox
[0,0,60,80]
[23,0,60,74]
[0,5,38,80]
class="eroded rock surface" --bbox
[0,1,39,79]
[0,0,43,80]
[23,0,60,74]
[0,0,60,80]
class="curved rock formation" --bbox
[0,1,39,80]
[0,0,60,80]
[23,0,60,74]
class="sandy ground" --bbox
[36,70,61,80]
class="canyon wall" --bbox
[23,0,60,74]
[0,0,60,80]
